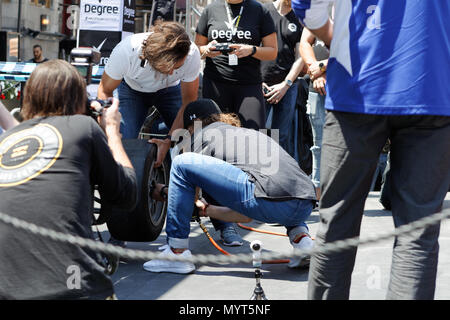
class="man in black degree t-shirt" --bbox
[261,0,305,158]
[0,60,137,299]
[143,99,316,275]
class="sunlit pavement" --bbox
[106,191,450,300]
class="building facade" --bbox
[0,0,270,62]
[1,0,67,62]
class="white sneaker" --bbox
[158,244,169,251]
[143,246,195,274]
[288,234,314,268]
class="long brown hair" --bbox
[200,113,242,128]
[21,59,86,120]
[140,21,191,74]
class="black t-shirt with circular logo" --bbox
[261,3,303,86]
[196,0,275,85]
[0,115,137,299]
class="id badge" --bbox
[228,54,238,66]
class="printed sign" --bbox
[79,0,123,31]
[122,0,136,33]
[78,0,135,66]
[79,30,122,66]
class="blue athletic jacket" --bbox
[292,0,450,116]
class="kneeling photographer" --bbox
[0,59,137,299]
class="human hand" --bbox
[195,198,209,217]
[228,43,253,59]
[95,98,121,135]
[201,40,222,59]
[308,60,326,80]
[263,82,289,105]
[148,137,171,168]
[313,75,327,96]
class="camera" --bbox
[70,47,101,85]
[70,47,111,117]
[250,240,262,268]
[87,97,113,117]
[251,240,262,252]
[211,43,235,54]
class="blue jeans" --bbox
[370,152,388,191]
[266,82,298,158]
[379,152,391,209]
[307,91,326,188]
[166,152,313,248]
[118,81,182,138]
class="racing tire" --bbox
[102,139,169,242]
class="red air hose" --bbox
[196,219,291,264]
[237,223,288,237]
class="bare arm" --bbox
[229,32,278,61]
[299,28,318,67]
[94,98,133,169]
[300,28,327,96]
[150,77,199,168]
[285,43,306,84]
[300,27,329,80]
[97,72,122,100]
[195,198,252,223]
[292,0,334,46]
[205,205,252,223]
[308,19,333,47]
[171,77,199,135]
[95,73,133,168]
[252,32,278,61]
[263,43,305,105]
[0,102,19,130]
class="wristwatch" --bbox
[250,46,257,56]
[319,62,327,72]
[285,79,293,87]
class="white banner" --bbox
[79,0,123,31]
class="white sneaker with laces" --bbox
[143,246,195,274]
[288,234,314,268]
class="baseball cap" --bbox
[183,98,222,129]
